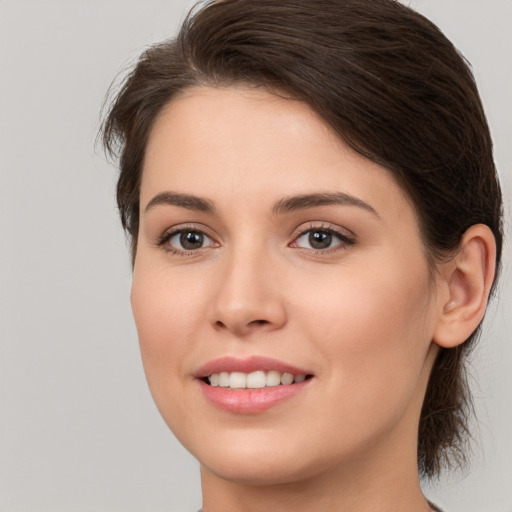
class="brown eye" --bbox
[167,230,212,251]
[293,227,353,252]
[180,231,204,250]
[308,230,333,249]
[295,229,339,250]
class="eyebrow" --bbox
[144,190,378,218]
[145,192,216,213]
[272,192,379,217]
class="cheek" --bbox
[130,263,204,401]
[295,256,435,421]
[131,257,209,338]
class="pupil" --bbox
[180,231,203,250]
[309,230,332,249]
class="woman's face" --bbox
[132,86,442,485]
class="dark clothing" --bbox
[198,503,445,511]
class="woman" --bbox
[102,0,503,510]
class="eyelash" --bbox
[290,223,355,254]
[156,224,218,256]
[156,222,355,256]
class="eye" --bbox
[292,226,354,251]
[295,229,339,250]
[159,228,217,253]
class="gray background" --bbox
[0,1,510,511]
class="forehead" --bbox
[141,86,414,224]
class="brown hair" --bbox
[102,0,503,478]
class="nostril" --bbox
[213,318,272,334]
[250,319,270,326]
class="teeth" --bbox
[247,371,266,389]
[229,372,247,389]
[266,370,281,387]
[207,371,308,389]
[218,372,230,387]
[280,373,294,385]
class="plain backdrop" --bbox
[0,1,510,511]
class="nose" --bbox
[209,246,287,337]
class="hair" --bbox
[101,0,503,478]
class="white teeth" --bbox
[266,370,281,387]
[207,371,309,389]
[229,372,247,389]
[218,372,230,387]
[247,371,266,389]
[280,373,294,385]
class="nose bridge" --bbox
[211,237,286,334]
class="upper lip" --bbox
[194,356,313,378]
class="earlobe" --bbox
[433,224,497,349]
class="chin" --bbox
[177,423,346,487]
[200,451,321,487]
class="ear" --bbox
[433,224,497,348]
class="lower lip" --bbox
[197,379,311,414]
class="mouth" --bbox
[203,371,313,389]
[195,356,314,413]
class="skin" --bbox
[131,86,494,512]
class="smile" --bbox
[206,371,308,389]
[196,356,314,413]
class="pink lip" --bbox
[194,356,314,414]
[197,378,311,414]
[194,356,312,378]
